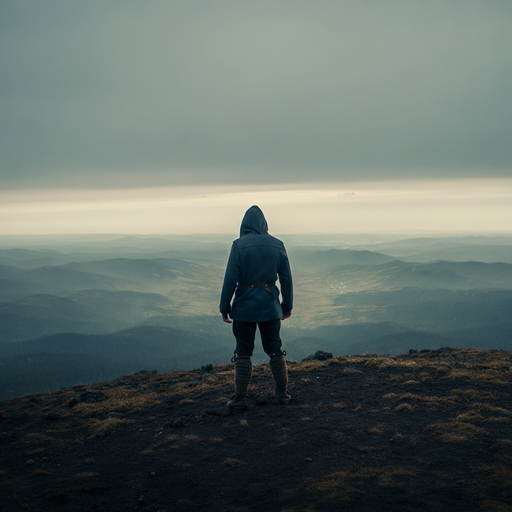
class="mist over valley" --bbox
[1,233,512,400]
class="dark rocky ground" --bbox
[1,347,512,512]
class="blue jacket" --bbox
[219,206,293,322]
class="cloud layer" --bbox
[2,179,511,235]
[2,1,512,189]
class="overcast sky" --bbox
[1,1,511,233]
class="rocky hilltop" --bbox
[1,348,511,511]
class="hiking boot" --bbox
[226,395,248,411]
[226,355,252,411]
[269,355,292,405]
[275,392,291,405]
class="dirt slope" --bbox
[1,348,511,512]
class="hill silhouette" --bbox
[1,347,511,511]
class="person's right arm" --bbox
[219,243,240,319]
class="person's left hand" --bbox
[222,313,232,323]
[281,310,292,320]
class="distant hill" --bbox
[320,260,512,293]
[0,290,176,342]
[294,249,394,269]
[64,258,203,282]
[0,325,232,400]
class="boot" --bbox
[269,355,291,404]
[227,356,252,411]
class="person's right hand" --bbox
[222,313,232,324]
[281,310,292,320]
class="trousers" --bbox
[232,318,284,358]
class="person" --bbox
[219,205,293,410]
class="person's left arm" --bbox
[278,247,293,317]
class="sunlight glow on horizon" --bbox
[1,178,512,235]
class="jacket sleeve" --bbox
[219,243,240,315]
[278,248,293,312]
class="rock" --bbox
[301,350,333,362]
[162,395,183,405]
[409,349,418,355]
[46,412,60,421]
[96,430,106,438]
[201,374,217,383]
[26,459,35,466]
[315,350,333,360]
[185,381,201,387]
[26,396,42,404]
[172,419,184,428]
[455,354,466,361]
[147,383,166,392]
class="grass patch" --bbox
[364,358,392,369]
[438,433,467,444]
[383,393,456,409]
[484,417,510,424]
[25,447,45,456]
[307,469,364,502]
[87,417,134,437]
[76,389,160,415]
[139,449,155,456]
[448,369,509,387]
[342,369,362,375]
[161,434,203,448]
[0,470,6,476]
[480,464,512,486]
[378,476,400,488]
[427,420,489,439]
[456,412,484,422]
[395,403,414,413]
[469,403,512,415]
[303,465,417,503]
[221,458,245,466]
[288,360,327,373]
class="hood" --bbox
[240,205,269,237]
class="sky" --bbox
[1,1,511,234]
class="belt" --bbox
[239,282,274,299]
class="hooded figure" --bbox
[220,205,293,410]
